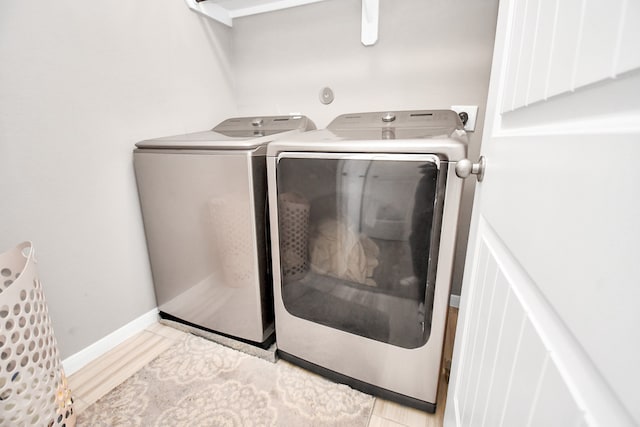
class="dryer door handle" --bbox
[455,156,486,182]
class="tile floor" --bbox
[69,308,458,427]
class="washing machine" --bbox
[134,115,315,347]
[267,110,466,410]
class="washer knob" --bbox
[252,118,264,127]
[382,113,396,123]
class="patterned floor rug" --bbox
[77,334,374,426]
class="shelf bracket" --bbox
[361,0,379,46]
[184,0,233,27]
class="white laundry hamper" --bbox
[0,242,75,427]
[278,192,311,282]
[208,196,256,288]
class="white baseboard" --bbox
[62,308,159,376]
[64,296,460,376]
[449,294,461,308]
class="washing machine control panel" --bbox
[214,115,315,136]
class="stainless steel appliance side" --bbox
[134,148,271,343]
[250,154,274,333]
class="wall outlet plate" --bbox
[450,105,479,132]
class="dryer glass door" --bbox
[275,154,446,349]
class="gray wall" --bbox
[0,0,236,358]
[233,0,499,295]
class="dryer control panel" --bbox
[327,110,463,131]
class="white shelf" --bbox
[183,0,329,27]
[184,0,379,46]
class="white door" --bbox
[444,0,640,426]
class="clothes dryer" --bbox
[134,116,315,347]
[267,110,466,410]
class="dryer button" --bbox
[382,113,396,123]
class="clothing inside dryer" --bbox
[276,156,444,349]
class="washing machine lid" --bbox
[135,115,315,150]
[266,110,468,160]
